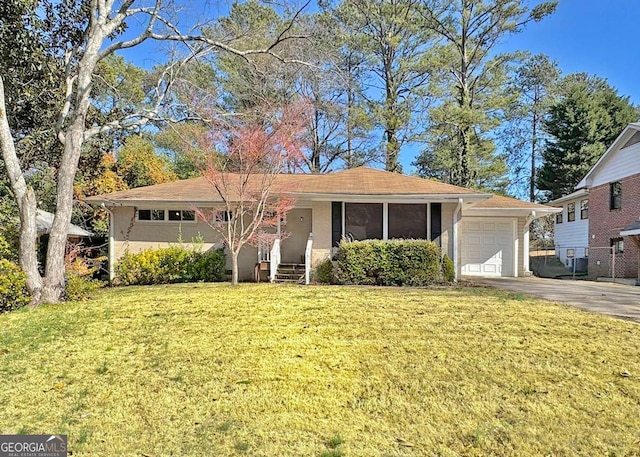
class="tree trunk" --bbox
[41,123,86,303]
[19,190,43,304]
[39,21,105,303]
[530,112,537,202]
[385,128,400,172]
[231,251,239,285]
[0,75,44,302]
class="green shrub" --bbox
[314,258,334,284]
[0,259,30,312]
[442,254,455,282]
[115,245,225,286]
[334,239,452,287]
[65,274,105,301]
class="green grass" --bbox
[1,283,639,456]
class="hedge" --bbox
[115,245,226,285]
[333,239,453,286]
[0,259,30,313]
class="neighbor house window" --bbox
[345,203,383,240]
[611,237,624,254]
[580,199,588,219]
[567,202,575,222]
[168,210,195,222]
[137,209,165,221]
[610,182,622,210]
[566,248,575,258]
[555,211,563,224]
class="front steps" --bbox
[274,263,305,283]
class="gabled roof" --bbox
[548,188,589,206]
[471,195,557,210]
[464,195,560,217]
[85,167,491,205]
[36,210,92,237]
[576,122,640,189]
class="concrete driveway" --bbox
[470,277,640,323]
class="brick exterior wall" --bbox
[588,173,640,279]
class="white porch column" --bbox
[523,211,536,274]
[453,198,463,281]
[383,202,389,240]
[513,219,519,278]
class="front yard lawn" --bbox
[1,284,639,456]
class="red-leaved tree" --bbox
[188,103,309,284]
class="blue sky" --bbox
[503,0,640,104]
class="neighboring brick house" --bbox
[555,123,640,284]
[586,174,640,280]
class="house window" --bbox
[610,182,622,210]
[611,237,624,254]
[566,248,575,258]
[345,203,383,240]
[555,211,563,224]
[388,204,427,239]
[580,200,588,219]
[168,210,195,222]
[264,210,287,225]
[215,210,233,223]
[137,209,165,221]
[567,202,575,222]
[585,248,589,257]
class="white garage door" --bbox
[461,218,515,277]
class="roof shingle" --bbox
[85,167,483,204]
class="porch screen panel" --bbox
[430,203,442,246]
[388,204,427,239]
[345,203,383,240]
[331,202,343,247]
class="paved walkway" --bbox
[470,277,640,323]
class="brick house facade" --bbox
[588,173,640,279]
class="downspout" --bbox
[523,211,536,275]
[101,203,115,284]
[453,198,463,281]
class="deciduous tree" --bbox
[0,0,310,304]
[189,104,308,285]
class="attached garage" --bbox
[460,217,515,277]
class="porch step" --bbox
[274,263,305,284]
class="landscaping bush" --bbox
[314,258,334,284]
[0,259,30,312]
[442,254,455,282]
[115,245,225,285]
[334,239,451,286]
[65,274,105,301]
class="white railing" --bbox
[304,233,313,285]
[258,239,271,263]
[269,238,281,283]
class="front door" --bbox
[280,208,312,264]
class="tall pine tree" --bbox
[538,74,639,201]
